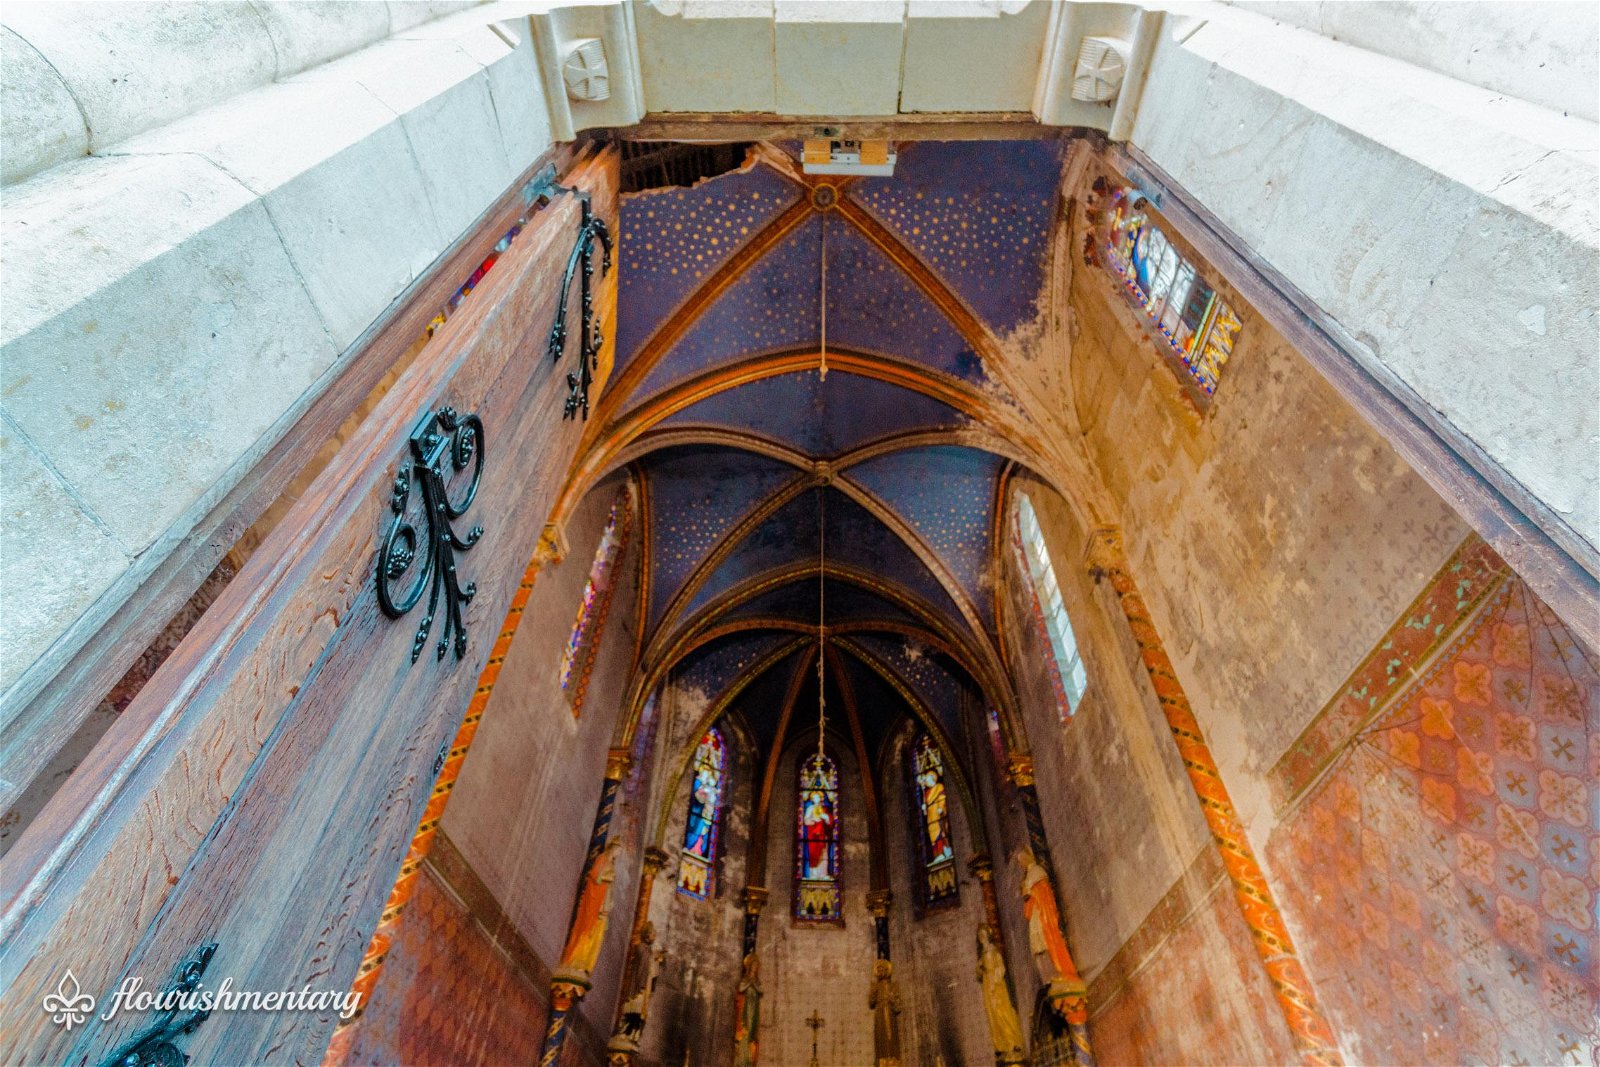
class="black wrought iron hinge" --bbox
[377,406,485,664]
[527,167,614,421]
[98,943,218,1067]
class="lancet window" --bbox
[1017,494,1088,719]
[794,752,842,922]
[1101,185,1241,399]
[559,492,632,716]
[677,728,727,899]
[910,734,958,907]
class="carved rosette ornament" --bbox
[377,406,485,664]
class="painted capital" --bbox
[1083,524,1126,578]
[550,977,591,1012]
[1005,754,1035,787]
[966,854,994,881]
[866,889,893,918]
[642,846,670,875]
[605,748,632,781]
[536,521,570,565]
[741,885,770,914]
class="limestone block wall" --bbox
[1131,3,1600,561]
[0,2,555,787]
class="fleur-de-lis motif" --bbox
[377,407,485,664]
[42,969,95,1031]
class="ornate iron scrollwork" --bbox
[99,943,217,1067]
[530,170,613,420]
[377,406,484,664]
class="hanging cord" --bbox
[816,485,827,760]
[819,213,828,382]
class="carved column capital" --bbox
[641,846,670,874]
[604,748,632,781]
[535,521,570,566]
[1005,754,1035,787]
[1083,524,1126,578]
[865,889,893,918]
[550,977,591,1012]
[740,885,770,914]
[966,853,994,881]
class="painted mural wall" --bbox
[1267,542,1599,1066]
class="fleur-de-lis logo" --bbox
[42,969,95,1031]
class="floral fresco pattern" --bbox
[1269,562,1599,1066]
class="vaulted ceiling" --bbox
[595,139,1069,780]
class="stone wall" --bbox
[442,472,644,1047]
[757,735,878,1067]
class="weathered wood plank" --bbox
[0,146,618,1067]
[0,143,580,818]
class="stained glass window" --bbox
[794,752,842,922]
[1017,494,1088,718]
[911,734,958,906]
[677,728,727,899]
[1102,186,1240,399]
[560,493,633,717]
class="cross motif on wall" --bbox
[806,1009,825,1067]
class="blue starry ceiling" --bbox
[611,139,1066,768]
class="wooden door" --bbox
[0,146,619,1067]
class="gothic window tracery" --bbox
[794,751,842,922]
[559,492,633,717]
[910,733,958,907]
[677,727,727,899]
[1099,184,1241,400]
[1016,494,1088,719]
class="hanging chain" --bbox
[819,213,828,382]
[816,485,827,760]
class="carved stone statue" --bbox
[869,958,903,1066]
[976,925,1026,1064]
[613,922,661,1047]
[1018,850,1078,985]
[558,841,621,979]
[733,951,762,1067]
[1017,850,1088,1022]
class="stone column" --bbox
[740,885,769,956]
[321,560,540,1066]
[1085,526,1341,1066]
[541,747,632,1067]
[1006,755,1094,1067]
[866,888,893,960]
[968,854,1003,938]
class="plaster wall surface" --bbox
[996,476,1295,1063]
[1132,5,1600,561]
[442,477,643,1040]
[879,726,995,1067]
[1067,178,1471,854]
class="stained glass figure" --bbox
[677,728,727,899]
[794,752,842,921]
[559,493,632,715]
[911,734,958,905]
[1102,186,1239,398]
[1017,494,1088,719]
